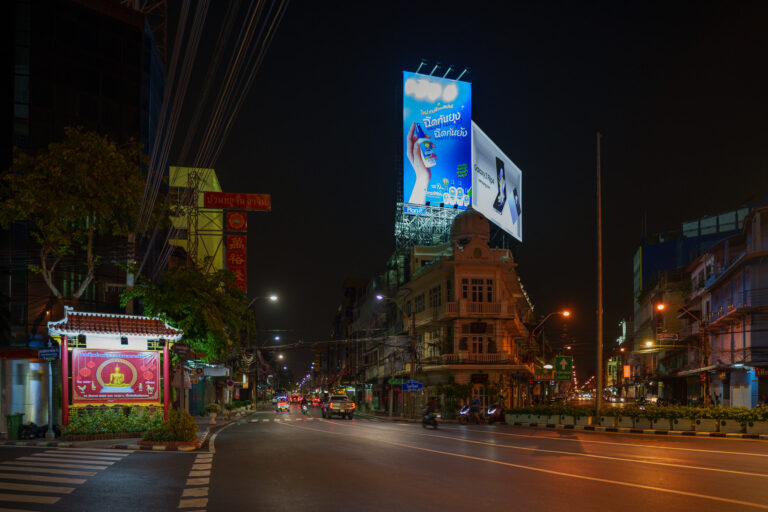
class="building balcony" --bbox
[708,288,768,326]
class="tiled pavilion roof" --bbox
[48,307,183,340]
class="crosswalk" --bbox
[0,447,129,510]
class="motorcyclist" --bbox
[300,396,309,414]
[469,394,482,424]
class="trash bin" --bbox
[6,413,24,440]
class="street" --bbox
[0,406,766,511]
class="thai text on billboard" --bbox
[72,349,160,404]
[471,122,523,242]
[203,192,271,211]
[402,71,471,209]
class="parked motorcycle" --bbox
[485,403,506,425]
[458,405,485,425]
[19,422,52,440]
[422,409,440,429]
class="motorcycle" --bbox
[485,403,506,425]
[301,404,310,416]
[458,405,485,425]
[422,409,440,429]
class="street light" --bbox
[277,354,284,360]
[248,295,279,308]
[274,335,280,341]
[645,340,654,348]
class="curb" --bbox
[514,422,768,440]
[0,441,75,447]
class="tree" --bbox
[0,127,150,302]
[121,266,256,361]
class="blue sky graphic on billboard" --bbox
[402,71,471,209]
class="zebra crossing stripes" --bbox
[0,447,129,508]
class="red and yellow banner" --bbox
[72,349,160,404]
[226,235,247,293]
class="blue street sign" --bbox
[37,348,59,361]
[403,380,423,391]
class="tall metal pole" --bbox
[595,132,604,418]
[62,336,69,426]
[46,359,55,439]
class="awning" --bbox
[676,365,718,377]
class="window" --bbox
[447,279,454,302]
[459,337,468,351]
[487,338,497,353]
[486,279,494,302]
[405,300,412,316]
[461,278,468,299]
[428,285,441,308]
[471,279,484,302]
[471,336,484,354]
[414,294,425,313]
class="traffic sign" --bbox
[403,380,423,391]
[554,355,572,381]
[37,348,59,361]
[387,378,403,385]
[658,333,679,342]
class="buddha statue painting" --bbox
[100,361,134,393]
[107,364,125,386]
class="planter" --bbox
[63,432,142,441]
[138,437,199,447]
[546,415,559,425]
[651,418,672,430]
[633,417,652,429]
[506,413,518,424]
[599,416,617,428]
[746,421,768,435]
[559,415,575,426]
[522,414,535,424]
[616,416,633,428]
[209,412,217,425]
[536,415,549,424]
[694,418,718,432]
[671,418,694,431]
[575,415,594,426]
[718,419,743,433]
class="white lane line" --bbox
[330,421,768,479]
[191,464,211,471]
[458,426,768,458]
[38,452,122,461]
[29,455,117,463]
[0,482,74,494]
[18,457,112,466]
[208,421,237,454]
[282,421,768,511]
[0,507,44,512]
[0,493,59,504]
[178,497,207,508]
[0,465,96,477]
[188,470,210,478]
[181,487,208,497]
[185,478,209,486]
[0,472,85,485]
[3,461,107,470]
[53,448,131,455]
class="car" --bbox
[312,396,320,407]
[321,394,355,419]
[276,397,290,412]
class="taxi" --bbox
[276,396,290,412]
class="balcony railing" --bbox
[440,351,512,364]
[442,301,512,318]
[709,288,768,324]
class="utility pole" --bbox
[409,310,416,418]
[596,132,604,418]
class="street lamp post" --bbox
[376,288,416,417]
[655,302,710,400]
[528,310,570,404]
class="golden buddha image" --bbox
[106,364,126,386]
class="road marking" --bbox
[0,465,96,477]
[191,464,211,471]
[178,497,207,508]
[282,422,768,510]
[37,452,122,461]
[182,487,208,497]
[0,473,85,485]
[3,461,107,470]
[54,448,131,455]
[20,456,115,465]
[0,493,59,504]
[0,482,74,494]
[459,426,768,458]
[0,507,44,512]
[188,470,209,477]
[330,422,768,479]
[186,478,209,486]
[208,421,237,454]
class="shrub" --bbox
[143,408,197,442]
[206,403,221,414]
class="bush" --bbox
[62,406,162,437]
[205,403,221,414]
[143,408,197,442]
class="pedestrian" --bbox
[760,393,768,406]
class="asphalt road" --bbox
[210,405,768,512]
[1,405,765,511]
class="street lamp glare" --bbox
[277,354,284,360]
[543,364,553,369]
[269,295,278,302]
[561,310,571,317]
[645,341,654,347]
[274,335,280,341]
[375,294,384,300]
[656,303,665,311]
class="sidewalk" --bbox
[0,411,254,451]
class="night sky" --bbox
[178,2,768,379]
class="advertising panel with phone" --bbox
[471,122,523,242]
[402,71,472,209]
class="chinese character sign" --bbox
[226,235,247,292]
[72,349,160,404]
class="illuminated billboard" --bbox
[402,71,472,208]
[471,122,523,242]
[72,349,160,405]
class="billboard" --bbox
[204,192,271,211]
[402,71,471,208]
[226,234,247,292]
[72,349,160,404]
[471,122,523,242]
